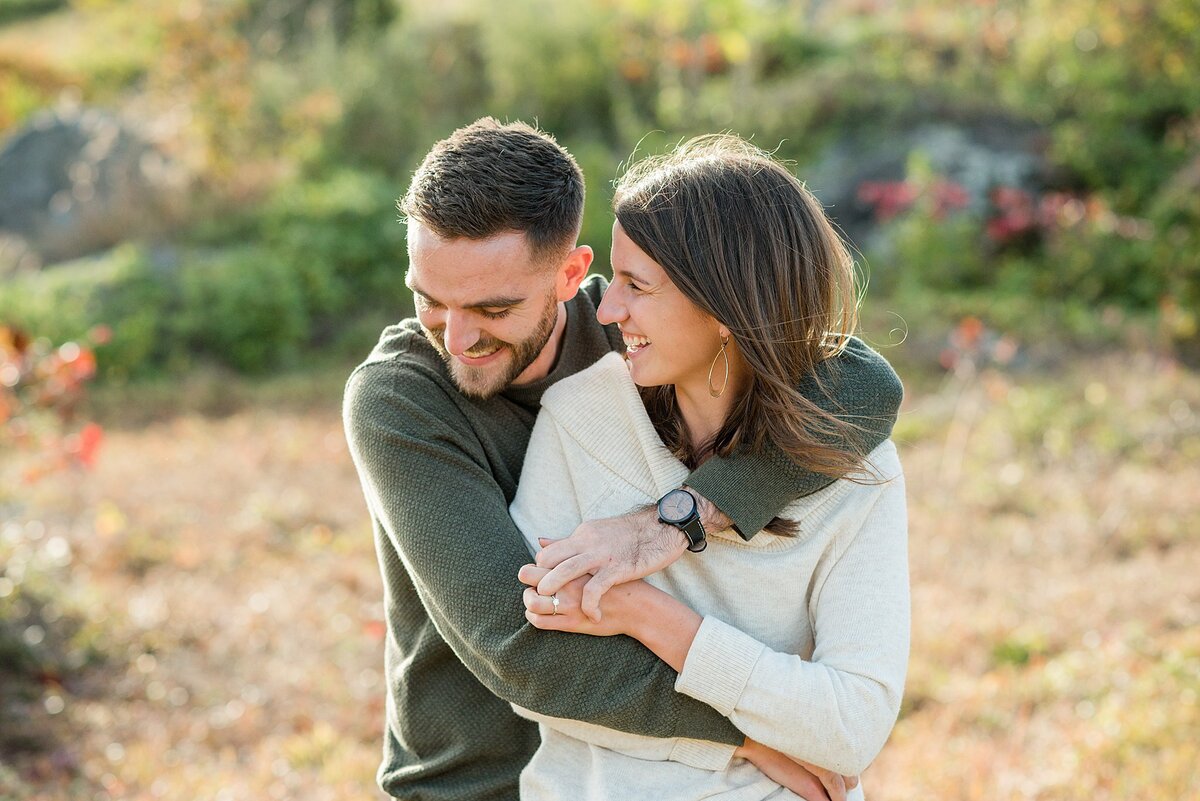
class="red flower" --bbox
[930,180,970,220]
[858,181,920,221]
[986,186,1037,243]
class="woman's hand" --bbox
[735,738,859,801]
[521,565,703,672]
[518,564,647,637]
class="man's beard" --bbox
[424,292,559,400]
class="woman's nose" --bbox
[596,284,626,325]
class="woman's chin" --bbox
[626,362,671,389]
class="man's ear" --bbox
[555,245,593,301]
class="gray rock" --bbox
[800,120,1050,253]
[0,105,190,275]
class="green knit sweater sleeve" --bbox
[685,336,904,538]
[344,362,744,746]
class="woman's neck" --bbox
[674,378,738,458]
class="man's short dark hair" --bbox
[399,117,585,264]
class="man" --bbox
[344,118,903,801]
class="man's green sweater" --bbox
[343,275,903,801]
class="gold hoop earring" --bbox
[707,337,730,398]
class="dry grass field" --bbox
[2,347,1198,800]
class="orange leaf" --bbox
[76,423,104,468]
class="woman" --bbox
[508,135,909,800]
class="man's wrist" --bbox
[641,504,691,554]
[660,516,690,555]
[687,487,733,533]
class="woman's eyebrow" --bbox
[615,268,651,284]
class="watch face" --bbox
[659,489,696,524]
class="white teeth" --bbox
[622,335,651,351]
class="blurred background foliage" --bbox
[2,3,1199,799]
[0,0,1197,379]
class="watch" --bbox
[657,488,707,553]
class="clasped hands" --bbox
[524,504,688,623]
[519,564,637,636]
[517,508,860,801]
[517,568,857,801]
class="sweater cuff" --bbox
[685,446,832,539]
[667,738,737,771]
[675,616,765,717]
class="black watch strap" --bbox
[679,517,707,553]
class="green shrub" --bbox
[258,169,410,322]
[1146,180,1200,356]
[890,213,987,294]
[173,247,309,373]
[8,0,1195,371]
[0,168,417,378]
[0,245,168,379]
[1002,0,1200,210]
[0,0,64,25]
[1,243,310,377]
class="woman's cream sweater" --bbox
[509,353,910,800]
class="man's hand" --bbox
[534,491,733,623]
[532,505,682,623]
[736,738,859,801]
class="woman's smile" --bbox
[621,330,651,356]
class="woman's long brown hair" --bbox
[614,135,870,491]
